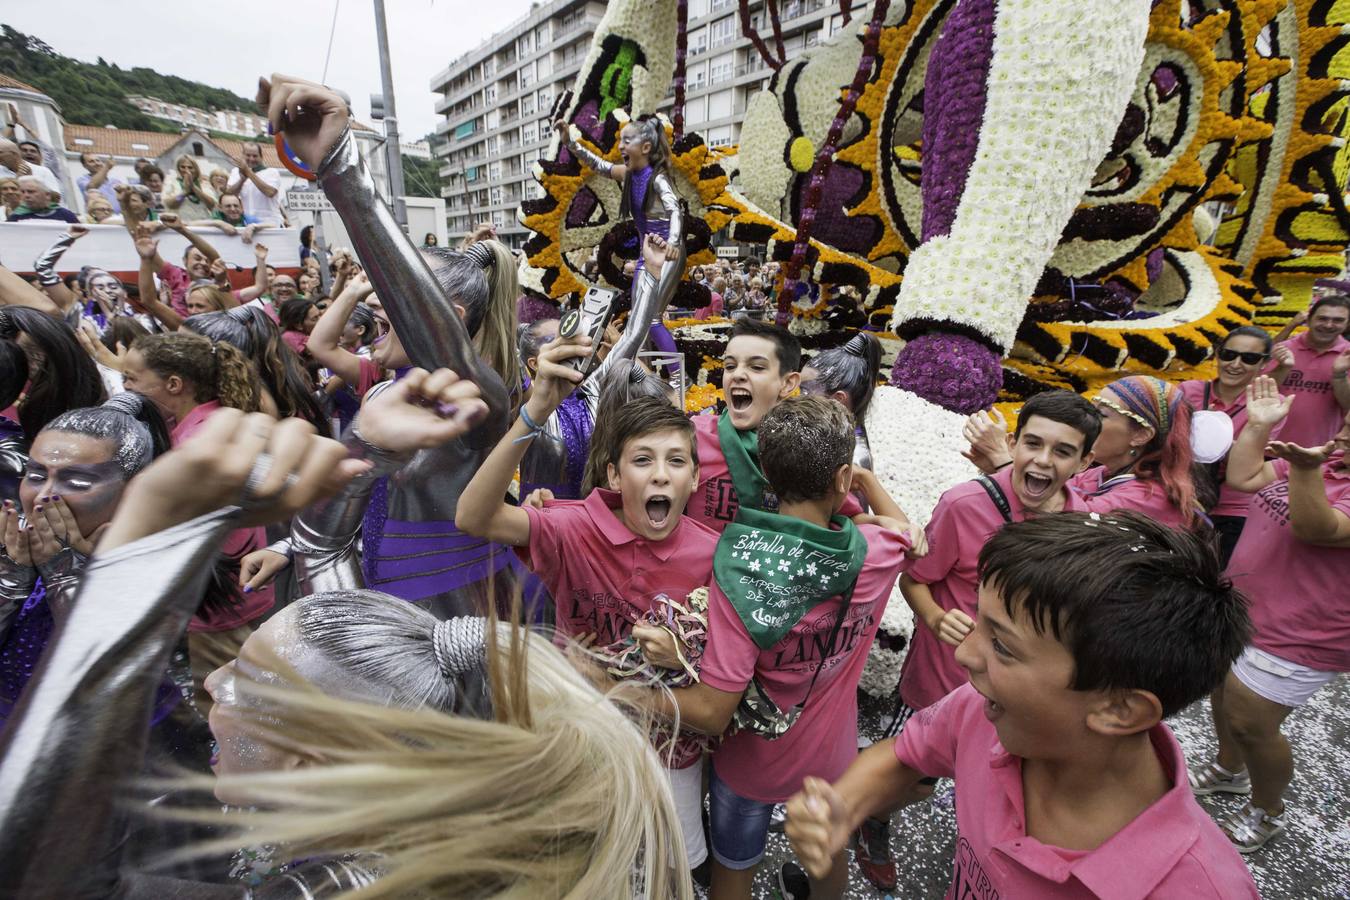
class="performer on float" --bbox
[260,75,522,620]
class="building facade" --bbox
[430,0,863,248]
[127,95,269,139]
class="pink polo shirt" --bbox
[895,684,1259,899]
[1275,331,1350,447]
[1226,454,1350,672]
[519,488,718,647]
[700,524,909,802]
[170,401,276,632]
[688,414,861,533]
[1067,468,1187,529]
[1179,379,1285,518]
[157,262,193,318]
[900,466,1086,711]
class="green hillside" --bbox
[0,24,256,131]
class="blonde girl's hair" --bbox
[160,589,693,900]
[420,239,522,398]
[132,332,259,412]
[186,284,233,314]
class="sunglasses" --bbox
[1217,348,1269,365]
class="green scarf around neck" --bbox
[718,409,774,514]
[714,505,868,649]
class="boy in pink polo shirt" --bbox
[786,512,1257,900]
[645,397,912,900]
[899,389,1099,715]
[456,333,717,879]
[1273,294,1350,447]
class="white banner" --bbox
[0,221,302,277]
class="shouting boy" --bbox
[456,333,717,878]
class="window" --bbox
[709,16,736,48]
[520,65,534,89]
[485,86,497,103]
[192,141,204,156]
[489,161,501,180]
[689,62,707,91]
[523,124,537,143]
[689,27,708,56]
[709,125,733,147]
[132,142,150,151]
[710,55,734,85]
[708,89,733,119]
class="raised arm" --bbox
[233,243,271,303]
[1283,457,1350,547]
[456,336,589,545]
[32,227,87,315]
[133,232,183,331]
[308,273,372,385]
[258,75,508,439]
[554,119,627,182]
[1225,376,1290,494]
[0,261,62,317]
[160,213,221,264]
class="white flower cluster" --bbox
[738,90,795,214]
[889,0,1153,350]
[576,0,676,117]
[860,385,979,696]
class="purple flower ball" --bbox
[891,332,1002,413]
[516,293,561,326]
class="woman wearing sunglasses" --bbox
[1179,326,1295,563]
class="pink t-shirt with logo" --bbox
[688,413,861,533]
[1226,454,1350,672]
[1067,467,1187,529]
[895,684,1259,900]
[900,466,1086,711]
[520,488,718,646]
[1179,379,1285,518]
[170,401,276,632]
[699,524,908,802]
[1275,332,1350,447]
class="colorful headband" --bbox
[1098,376,1176,436]
[463,241,495,271]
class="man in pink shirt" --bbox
[456,334,717,880]
[1273,295,1350,447]
[646,397,913,900]
[900,389,1099,715]
[786,512,1258,900]
[133,213,224,318]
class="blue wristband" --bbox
[514,405,545,444]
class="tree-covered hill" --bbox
[0,24,256,130]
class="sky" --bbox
[3,0,539,141]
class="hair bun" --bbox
[103,392,146,418]
[463,242,495,271]
[432,616,486,680]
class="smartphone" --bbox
[559,285,618,378]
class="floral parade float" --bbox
[517,0,1350,694]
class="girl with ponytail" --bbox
[122,332,273,703]
[801,332,884,468]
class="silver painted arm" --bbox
[33,231,77,287]
[0,549,37,642]
[567,138,615,177]
[0,508,237,900]
[291,415,411,595]
[35,545,86,621]
[653,173,684,247]
[316,127,509,449]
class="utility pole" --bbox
[373,0,408,228]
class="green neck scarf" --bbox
[713,505,868,649]
[718,410,774,514]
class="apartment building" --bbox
[127,95,268,139]
[431,0,865,248]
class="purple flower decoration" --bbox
[891,332,1002,414]
[516,292,561,326]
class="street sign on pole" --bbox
[286,189,335,212]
